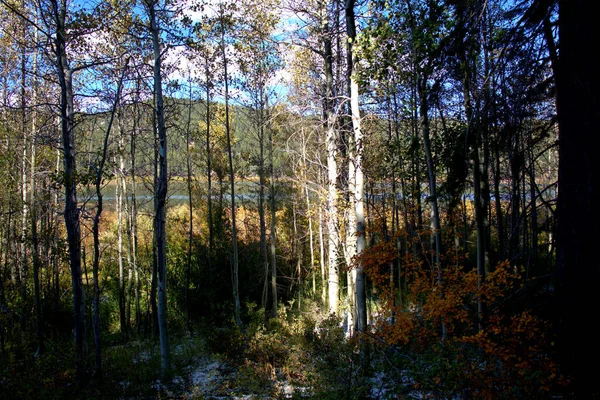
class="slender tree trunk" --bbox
[387,93,399,313]
[125,196,133,335]
[130,86,140,330]
[146,0,170,375]
[293,200,302,311]
[493,138,504,260]
[528,143,537,272]
[456,2,489,330]
[346,0,366,334]
[258,88,268,310]
[53,0,85,377]
[117,144,127,337]
[344,32,357,329]
[320,0,339,315]
[346,145,356,335]
[268,100,278,319]
[30,30,44,355]
[91,65,125,376]
[219,10,241,326]
[204,56,214,287]
[20,31,28,331]
[185,75,194,334]
[53,149,60,314]
[319,200,327,306]
[118,135,131,335]
[302,131,316,298]
[418,76,445,339]
[509,129,521,262]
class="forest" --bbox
[0,0,597,398]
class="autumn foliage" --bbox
[358,234,565,397]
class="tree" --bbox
[40,0,99,377]
[319,0,341,316]
[90,59,128,376]
[144,0,171,375]
[554,0,600,396]
[216,1,242,327]
[234,0,282,316]
[345,0,366,333]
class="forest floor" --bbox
[1,334,295,399]
[1,303,563,398]
[0,318,396,399]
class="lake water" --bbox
[77,179,283,211]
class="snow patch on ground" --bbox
[188,357,224,393]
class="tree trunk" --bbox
[130,87,140,331]
[320,0,340,315]
[319,200,327,307]
[53,0,85,377]
[346,0,366,334]
[303,131,316,298]
[268,99,278,319]
[91,63,125,376]
[418,75,444,339]
[204,55,214,289]
[19,32,28,336]
[185,74,194,334]
[30,33,44,355]
[555,1,600,396]
[146,0,170,375]
[219,8,242,327]
[258,87,269,311]
[117,145,127,338]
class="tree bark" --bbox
[418,75,445,339]
[146,0,170,375]
[52,0,86,377]
[258,86,269,311]
[345,0,366,334]
[219,7,242,327]
[185,73,194,334]
[268,98,278,319]
[555,1,600,396]
[320,0,340,315]
[204,54,214,289]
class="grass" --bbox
[0,331,213,399]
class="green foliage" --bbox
[202,300,372,399]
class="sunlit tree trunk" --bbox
[319,0,340,315]
[292,200,302,311]
[319,199,327,306]
[346,0,366,334]
[302,131,316,298]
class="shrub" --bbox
[360,240,566,398]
